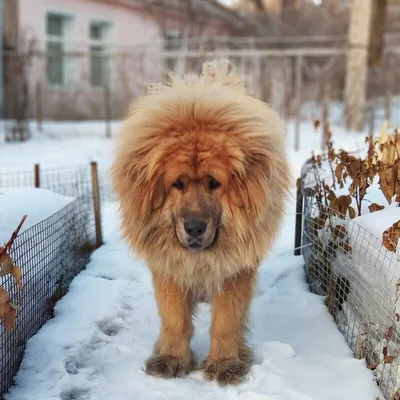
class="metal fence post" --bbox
[321,81,330,150]
[90,162,103,248]
[294,55,303,151]
[34,164,40,188]
[385,53,394,123]
[35,81,43,133]
[294,177,303,256]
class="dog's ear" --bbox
[230,175,246,209]
[112,155,166,218]
[230,167,269,216]
[151,178,165,211]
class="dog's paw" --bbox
[202,358,250,385]
[145,354,195,379]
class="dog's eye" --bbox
[208,176,221,191]
[172,179,185,191]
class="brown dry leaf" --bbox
[379,167,395,204]
[335,163,344,184]
[0,286,9,304]
[0,253,23,288]
[383,345,388,358]
[348,159,362,178]
[348,206,356,219]
[314,119,320,130]
[369,203,385,213]
[386,326,394,340]
[327,190,336,202]
[330,199,339,214]
[367,361,379,370]
[3,307,16,331]
[334,225,347,239]
[0,254,15,276]
[387,143,396,164]
[344,239,352,253]
[12,266,23,289]
[384,355,396,364]
[343,195,352,207]
[0,303,11,319]
[334,195,352,215]
[396,162,400,182]
[382,220,400,252]
[347,155,357,163]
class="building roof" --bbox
[130,0,247,30]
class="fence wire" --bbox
[301,159,400,400]
[0,164,97,397]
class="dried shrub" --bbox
[0,216,26,331]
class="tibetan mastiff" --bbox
[111,60,290,385]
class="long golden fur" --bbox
[111,60,290,385]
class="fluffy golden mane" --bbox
[111,59,290,293]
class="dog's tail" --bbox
[201,59,245,92]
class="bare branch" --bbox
[0,215,28,257]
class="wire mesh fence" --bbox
[0,163,99,397]
[300,159,400,400]
[0,162,115,203]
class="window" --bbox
[164,30,182,73]
[46,12,75,86]
[89,21,112,87]
[46,14,64,85]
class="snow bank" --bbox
[0,188,74,244]
[352,207,400,243]
[303,161,400,396]
[340,207,400,335]
[3,201,381,400]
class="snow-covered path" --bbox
[5,199,381,400]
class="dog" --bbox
[111,60,290,386]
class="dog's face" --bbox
[156,136,231,252]
[168,173,222,252]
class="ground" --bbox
[4,202,382,400]
[0,119,385,399]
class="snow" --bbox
[0,118,376,202]
[0,187,74,244]
[352,207,400,243]
[3,200,382,400]
[0,118,385,399]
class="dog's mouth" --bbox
[179,227,219,253]
[187,241,203,251]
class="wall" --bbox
[18,0,161,120]
[14,0,234,120]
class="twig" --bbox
[0,215,28,258]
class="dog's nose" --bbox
[184,219,207,238]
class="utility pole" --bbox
[0,0,4,118]
[3,0,19,121]
[345,0,387,132]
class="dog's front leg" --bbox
[203,269,255,385]
[145,272,195,378]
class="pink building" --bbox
[3,0,245,120]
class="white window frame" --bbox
[164,30,182,73]
[45,9,77,88]
[89,19,114,89]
